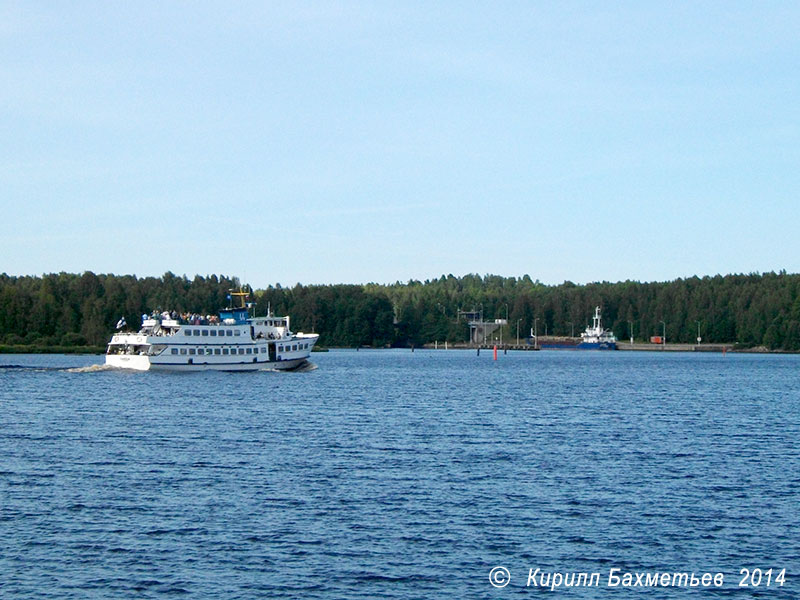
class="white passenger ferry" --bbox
[105,293,318,371]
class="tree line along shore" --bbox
[1,271,799,352]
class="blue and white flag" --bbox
[116,317,126,329]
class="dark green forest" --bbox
[2,271,800,350]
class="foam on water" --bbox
[64,363,116,373]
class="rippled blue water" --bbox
[1,350,798,598]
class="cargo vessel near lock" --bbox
[539,306,617,350]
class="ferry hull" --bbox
[105,354,152,370]
[106,355,311,372]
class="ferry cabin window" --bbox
[260,347,266,353]
[214,349,221,355]
[226,330,233,336]
[185,330,192,336]
[180,348,187,355]
[171,348,178,355]
[246,348,252,354]
[202,330,209,336]
[234,330,241,336]
[210,330,217,336]
[278,346,284,352]
[189,348,196,355]
[239,348,245,355]
[206,348,213,355]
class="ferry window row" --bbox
[171,347,269,356]
[184,329,240,337]
[170,343,310,356]
[278,343,310,352]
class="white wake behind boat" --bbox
[105,293,318,371]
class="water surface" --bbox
[1,350,798,598]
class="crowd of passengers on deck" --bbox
[144,310,221,326]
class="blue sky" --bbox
[2,2,799,287]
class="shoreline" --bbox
[419,341,797,354]
[0,345,105,355]
[1,343,797,355]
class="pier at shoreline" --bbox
[422,339,738,353]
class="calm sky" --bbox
[2,2,799,287]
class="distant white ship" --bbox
[105,291,318,371]
[578,306,617,350]
[539,306,617,350]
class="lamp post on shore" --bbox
[501,303,508,348]
[628,320,634,345]
[696,320,702,345]
[479,303,484,345]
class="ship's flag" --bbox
[116,317,126,329]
